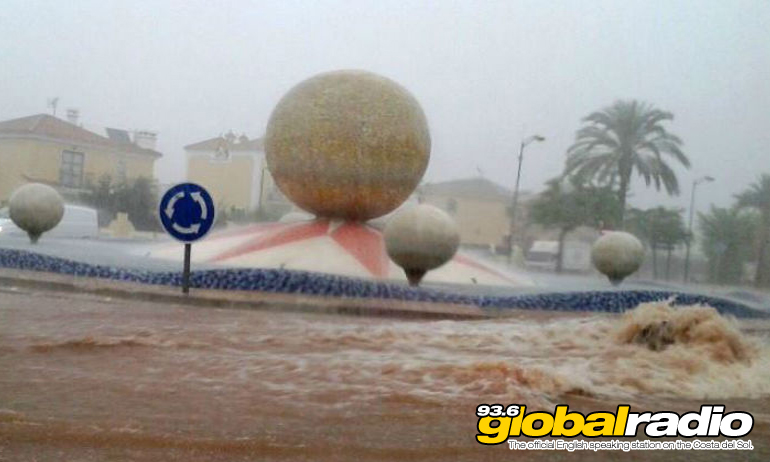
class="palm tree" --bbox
[698,206,757,284]
[626,207,687,280]
[566,100,690,224]
[529,176,620,272]
[654,208,688,280]
[735,174,770,287]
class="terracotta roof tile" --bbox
[0,114,161,157]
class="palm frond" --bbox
[566,99,688,210]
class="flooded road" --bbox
[1,287,769,461]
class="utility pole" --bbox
[507,134,545,263]
[684,175,715,283]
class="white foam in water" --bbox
[22,299,770,411]
[255,300,770,407]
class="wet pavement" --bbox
[1,286,768,461]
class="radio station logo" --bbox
[476,404,753,445]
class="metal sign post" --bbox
[158,183,216,295]
[183,243,192,294]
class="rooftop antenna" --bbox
[47,97,59,116]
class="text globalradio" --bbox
[476,405,752,444]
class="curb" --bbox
[2,248,767,319]
[0,268,489,320]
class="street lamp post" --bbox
[507,134,545,263]
[683,175,715,283]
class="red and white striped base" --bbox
[150,219,533,287]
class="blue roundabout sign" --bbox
[158,183,216,294]
[159,183,215,243]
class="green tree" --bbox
[735,174,770,287]
[529,177,620,272]
[698,206,757,284]
[626,207,687,280]
[81,175,116,226]
[565,100,689,225]
[118,177,159,231]
[81,176,159,231]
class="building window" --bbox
[60,150,84,188]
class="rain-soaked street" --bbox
[1,286,769,461]
[3,1,770,460]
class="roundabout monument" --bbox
[152,70,531,287]
[265,70,431,221]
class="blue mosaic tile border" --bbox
[0,248,766,319]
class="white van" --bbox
[525,240,593,272]
[525,240,560,271]
[0,204,99,239]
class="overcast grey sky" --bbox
[2,0,768,215]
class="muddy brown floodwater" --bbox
[1,286,769,461]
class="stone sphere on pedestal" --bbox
[591,231,645,285]
[384,204,460,286]
[265,70,431,221]
[9,183,65,244]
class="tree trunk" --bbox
[714,257,721,283]
[556,228,568,274]
[651,241,658,280]
[618,175,628,228]
[617,159,632,229]
[665,245,672,281]
[755,213,770,288]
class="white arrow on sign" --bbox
[172,222,201,234]
[190,191,208,220]
[164,192,185,219]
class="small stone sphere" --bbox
[9,183,65,243]
[384,204,460,285]
[591,231,645,285]
[265,70,431,221]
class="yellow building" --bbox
[185,132,289,215]
[419,177,533,248]
[0,113,161,204]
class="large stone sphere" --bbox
[591,231,645,285]
[9,183,65,243]
[265,70,431,221]
[384,204,460,286]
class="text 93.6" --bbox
[476,404,522,418]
